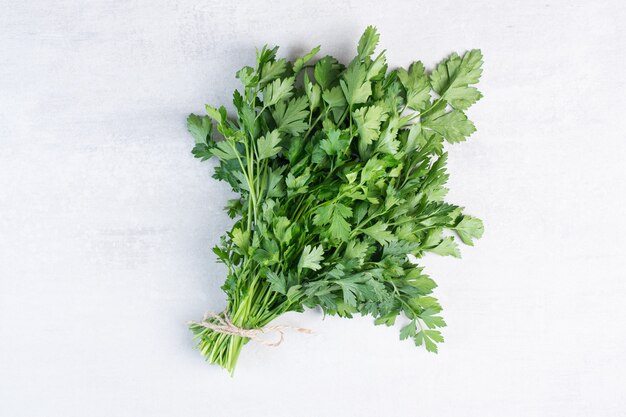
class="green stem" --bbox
[303,112,324,141]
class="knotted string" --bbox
[188,312,312,346]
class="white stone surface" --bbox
[1,1,625,415]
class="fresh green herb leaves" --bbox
[357,25,380,60]
[256,130,282,159]
[187,26,484,373]
[299,244,325,272]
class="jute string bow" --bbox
[189,312,312,347]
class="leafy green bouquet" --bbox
[187,26,484,373]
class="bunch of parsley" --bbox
[187,26,484,373]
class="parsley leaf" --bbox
[357,25,380,60]
[454,216,484,246]
[187,114,213,144]
[422,109,476,143]
[293,46,321,74]
[397,62,430,111]
[340,63,372,106]
[353,105,388,158]
[314,56,343,90]
[430,49,483,110]
[263,77,295,107]
[256,130,282,159]
[362,222,396,246]
[298,245,325,272]
[271,96,309,136]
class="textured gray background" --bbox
[1,1,625,416]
